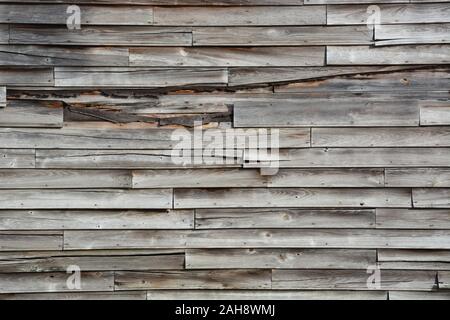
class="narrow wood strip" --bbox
[195,208,375,229]
[0,189,173,209]
[115,270,271,290]
[0,100,64,128]
[0,149,35,169]
[386,169,450,187]
[413,189,450,208]
[376,209,450,229]
[186,249,376,269]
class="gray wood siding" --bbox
[0,0,448,300]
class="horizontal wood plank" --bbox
[376,209,450,229]
[0,5,152,25]
[375,24,450,46]
[130,47,325,67]
[0,272,113,293]
[234,99,419,127]
[250,148,450,168]
[186,249,376,269]
[312,127,450,147]
[193,26,373,46]
[0,87,5,107]
[64,229,450,249]
[413,189,450,208]
[175,188,412,209]
[0,100,63,128]
[146,290,387,300]
[379,249,450,263]
[154,6,325,26]
[0,68,53,86]
[0,232,62,251]
[272,269,437,291]
[0,291,146,300]
[0,169,132,189]
[0,189,172,209]
[0,251,185,272]
[0,209,193,230]
[386,168,450,187]
[438,271,450,289]
[328,4,450,25]
[10,26,192,46]
[420,103,450,126]
[195,208,375,229]
[115,270,271,290]
[390,291,450,300]
[0,149,35,169]
[36,149,243,169]
[327,45,450,65]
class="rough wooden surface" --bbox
[0,0,448,300]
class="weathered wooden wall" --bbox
[0,0,449,300]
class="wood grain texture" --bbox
[0,25,7,44]
[0,232,62,251]
[130,47,325,67]
[420,103,450,126]
[327,45,450,65]
[272,269,437,291]
[115,270,271,290]
[0,68,53,86]
[312,127,450,147]
[36,149,242,169]
[234,99,419,127]
[0,100,63,128]
[154,6,325,26]
[413,189,450,208]
[375,24,450,45]
[193,26,373,46]
[146,290,388,300]
[0,45,129,66]
[174,188,412,209]
[0,209,193,230]
[390,291,450,301]
[0,189,172,209]
[186,249,376,269]
[10,26,192,46]
[328,4,450,25]
[0,272,114,293]
[54,67,228,87]
[0,149,35,169]
[275,67,450,92]
[0,250,185,272]
[0,5,153,25]
[65,229,450,249]
[195,208,375,229]
[0,87,5,107]
[386,169,450,187]
[0,169,132,189]
[253,148,450,168]
[378,250,450,263]
[0,291,147,300]
[376,209,450,230]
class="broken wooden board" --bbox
[10,26,193,46]
[272,269,437,291]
